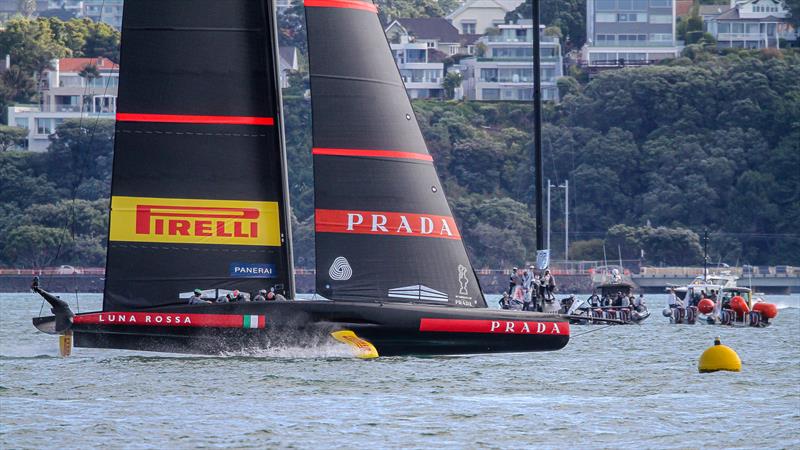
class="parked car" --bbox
[55,265,82,275]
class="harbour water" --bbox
[1,293,798,449]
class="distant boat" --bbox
[664,272,777,327]
[31,0,569,356]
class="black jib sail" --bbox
[104,0,293,310]
[304,0,486,308]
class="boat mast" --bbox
[532,0,544,254]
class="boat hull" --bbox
[33,301,570,356]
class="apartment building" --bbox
[461,22,563,101]
[584,0,681,66]
[82,0,122,28]
[701,0,795,48]
[389,34,446,99]
[7,57,119,152]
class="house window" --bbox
[619,13,647,22]
[482,88,500,100]
[596,0,615,11]
[461,22,476,34]
[596,34,617,43]
[426,41,436,48]
[650,33,673,42]
[14,118,29,129]
[480,68,498,82]
[596,13,617,22]
[35,118,62,135]
[649,14,672,24]
[649,0,671,6]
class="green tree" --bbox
[0,125,28,151]
[441,72,462,100]
[4,225,72,268]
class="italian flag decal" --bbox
[242,315,265,329]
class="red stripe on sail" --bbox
[116,113,275,126]
[315,209,461,240]
[313,147,433,162]
[304,0,378,12]
[74,312,262,328]
[419,318,570,335]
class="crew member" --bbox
[188,289,209,305]
[253,289,268,302]
[266,288,287,301]
[587,290,601,308]
[667,288,681,309]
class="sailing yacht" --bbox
[31,0,570,356]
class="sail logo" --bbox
[230,263,277,278]
[388,285,449,302]
[109,196,281,246]
[457,265,469,295]
[328,256,352,281]
[315,209,461,240]
[419,318,569,336]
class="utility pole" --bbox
[564,179,569,261]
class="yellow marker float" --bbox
[699,337,741,373]
[331,330,378,359]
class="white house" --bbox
[446,0,525,35]
[389,34,446,99]
[701,0,795,48]
[461,22,563,102]
[385,17,474,56]
[7,57,118,152]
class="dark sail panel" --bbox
[305,0,486,308]
[104,0,292,310]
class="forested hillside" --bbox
[0,16,798,269]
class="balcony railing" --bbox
[477,56,559,62]
[485,35,558,43]
[716,32,770,40]
[592,41,676,47]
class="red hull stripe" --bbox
[116,113,275,126]
[419,318,570,335]
[304,0,378,12]
[74,312,266,329]
[315,209,461,240]
[313,147,433,162]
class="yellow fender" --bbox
[331,330,378,359]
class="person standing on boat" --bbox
[587,290,601,308]
[666,288,681,309]
[188,289,210,305]
[522,267,534,311]
[499,292,511,309]
[508,267,518,295]
[633,294,646,311]
[542,270,555,300]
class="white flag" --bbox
[536,250,550,270]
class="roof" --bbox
[676,0,694,16]
[395,18,461,42]
[57,57,117,72]
[714,7,782,20]
[699,5,730,16]
[446,0,524,20]
[279,46,297,67]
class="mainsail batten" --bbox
[104,0,292,310]
[305,0,487,308]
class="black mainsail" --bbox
[305,0,486,308]
[104,0,293,310]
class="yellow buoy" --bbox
[698,337,741,373]
[331,330,379,359]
